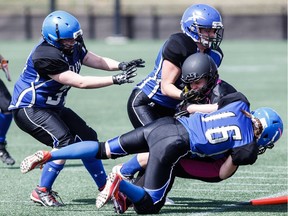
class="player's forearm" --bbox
[72,76,114,88]
[161,83,182,100]
[49,71,114,89]
[186,103,218,114]
[219,156,238,179]
[83,52,120,71]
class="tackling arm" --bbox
[186,103,218,114]
[161,60,183,100]
[219,155,238,179]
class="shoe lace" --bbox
[49,190,64,205]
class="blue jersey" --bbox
[178,100,254,159]
[9,40,87,110]
[137,33,223,109]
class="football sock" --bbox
[82,158,107,189]
[39,161,64,190]
[0,113,12,143]
[50,141,99,160]
[119,180,145,203]
[121,155,144,176]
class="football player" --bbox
[122,4,235,198]
[9,10,144,207]
[20,92,283,214]
[0,54,15,165]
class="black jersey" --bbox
[137,33,224,109]
[10,39,87,109]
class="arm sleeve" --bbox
[231,142,258,165]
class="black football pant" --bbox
[127,88,175,128]
[113,116,190,205]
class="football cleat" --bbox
[30,186,64,207]
[0,146,15,165]
[20,150,51,174]
[112,191,128,214]
[96,172,122,209]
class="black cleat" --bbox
[0,142,15,165]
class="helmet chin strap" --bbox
[55,24,60,39]
[62,47,74,54]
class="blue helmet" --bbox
[252,107,283,154]
[180,4,224,49]
[42,10,83,49]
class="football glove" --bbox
[0,59,11,81]
[180,86,208,104]
[174,99,190,119]
[113,65,137,85]
[118,59,145,71]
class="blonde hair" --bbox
[241,109,263,139]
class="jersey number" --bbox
[46,86,69,105]
[203,112,242,144]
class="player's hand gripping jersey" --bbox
[9,39,87,109]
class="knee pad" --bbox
[96,141,108,159]
[133,192,162,214]
[107,136,128,159]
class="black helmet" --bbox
[181,53,219,100]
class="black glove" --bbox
[118,59,145,71]
[180,87,204,103]
[113,65,137,85]
[174,99,190,119]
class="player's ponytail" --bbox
[241,110,263,139]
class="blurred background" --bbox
[0,0,287,40]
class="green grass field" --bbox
[0,39,287,215]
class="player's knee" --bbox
[96,141,109,159]
[133,192,163,214]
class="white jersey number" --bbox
[46,85,69,106]
[205,126,242,144]
[203,111,242,144]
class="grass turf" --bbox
[0,39,287,215]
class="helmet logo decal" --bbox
[186,12,206,23]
